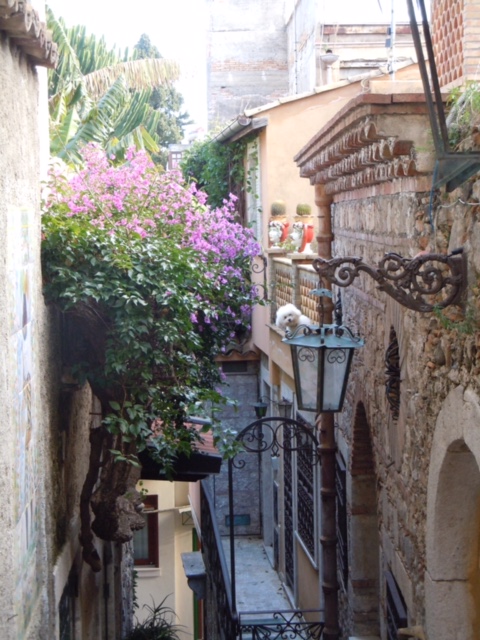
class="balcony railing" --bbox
[201,481,238,640]
[239,611,325,639]
[270,256,319,324]
[200,480,325,639]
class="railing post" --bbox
[228,458,237,616]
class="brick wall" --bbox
[431,0,480,87]
[432,0,464,87]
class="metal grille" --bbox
[297,441,315,558]
[284,424,294,589]
[201,482,238,639]
[385,327,401,421]
[335,453,348,588]
[273,482,279,568]
[59,571,76,640]
[386,570,408,640]
[239,610,324,639]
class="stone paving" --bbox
[222,536,292,613]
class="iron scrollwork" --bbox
[251,254,268,301]
[231,417,320,470]
[312,249,466,312]
[239,610,325,639]
[200,483,239,637]
[385,327,401,420]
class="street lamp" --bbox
[253,397,293,419]
[282,290,364,413]
[253,399,268,418]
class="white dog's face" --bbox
[275,304,301,329]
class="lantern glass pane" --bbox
[322,348,350,411]
[294,345,319,411]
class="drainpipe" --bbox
[212,115,252,143]
[315,184,339,640]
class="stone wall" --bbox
[0,7,131,638]
[295,89,480,638]
[334,174,480,638]
[285,0,317,94]
[209,360,262,537]
[0,24,59,639]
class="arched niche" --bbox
[348,401,380,636]
[426,386,480,639]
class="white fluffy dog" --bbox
[275,303,312,331]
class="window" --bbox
[221,361,248,374]
[245,139,261,241]
[59,568,77,640]
[133,495,159,567]
[297,439,315,559]
[386,570,408,640]
[385,326,400,421]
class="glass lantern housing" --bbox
[283,324,363,413]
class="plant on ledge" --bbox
[42,144,260,570]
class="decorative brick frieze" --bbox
[294,95,434,197]
[431,0,464,87]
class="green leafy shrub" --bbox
[180,134,252,209]
[447,81,480,148]
[41,144,261,565]
[125,600,184,640]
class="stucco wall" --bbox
[134,480,194,639]
[0,18,130,640]
[0,29,58,639]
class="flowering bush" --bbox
[42,145,260,561]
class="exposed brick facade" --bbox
[432,0,464,87]
[432,0,480,87]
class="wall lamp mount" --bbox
[312,248,466,313]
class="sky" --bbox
[46,0,208,136]
[45,0,425,138]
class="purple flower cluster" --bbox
[45,144,260,270]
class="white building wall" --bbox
[135,480,195,639]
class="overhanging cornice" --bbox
[294,93,434,195]
[0,0,58,68]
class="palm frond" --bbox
[50,102,80,157]
[84,59,180,99]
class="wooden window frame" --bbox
[134,495,159,567]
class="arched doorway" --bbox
[348,401,380,636]
[426,386,480,639]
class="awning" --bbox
[139,420,222,482]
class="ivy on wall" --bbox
[180,132,259,225]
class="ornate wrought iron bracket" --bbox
[251,254,268,301]
[312,249,466,313]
